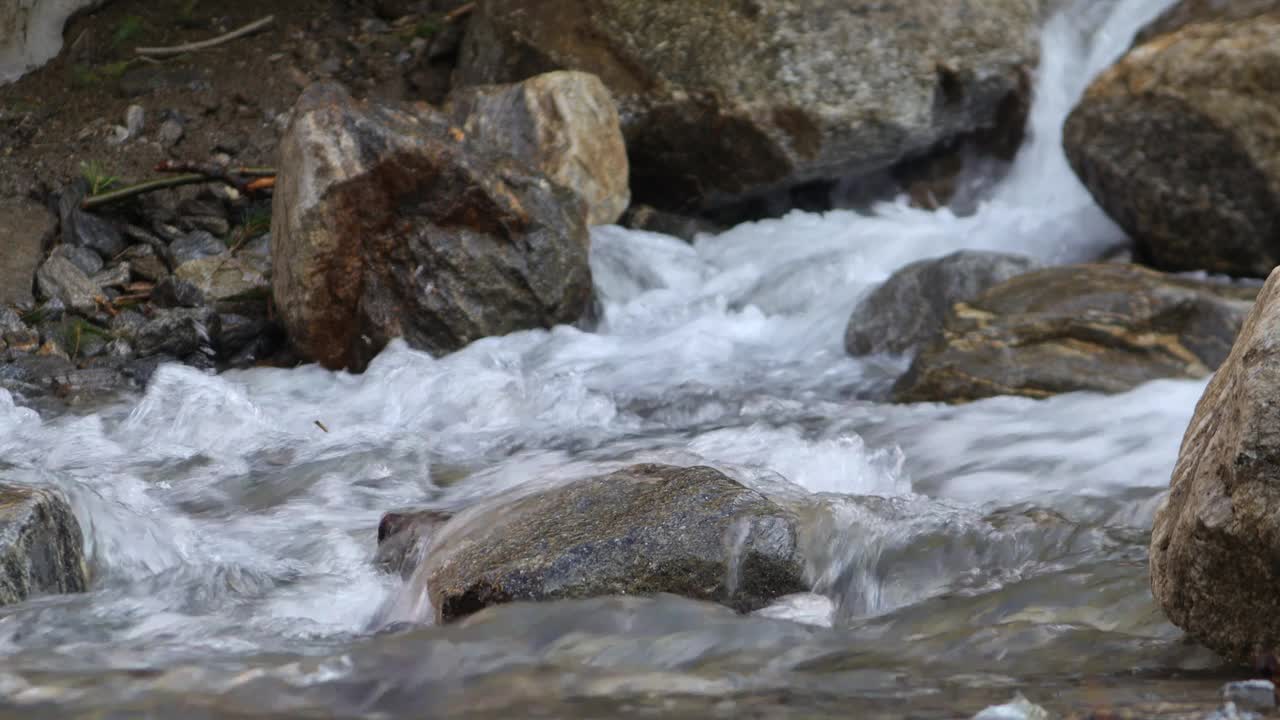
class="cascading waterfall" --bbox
[0,0,1215,716]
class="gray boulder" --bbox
[35,255,101,314]
[0,484,89,606]
[272,82,592,371]
[1150,268,1280,661]
[456,0,1039,211]
[0,197,54,307]
[414,463,807,623]
[845,250,1040,357]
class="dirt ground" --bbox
[0,0,461,202]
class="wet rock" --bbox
[0,484,88,606]
[272,82,592,371]
[456,0,1039,212]
[51,243,104,276]
[418,463,806,623]
[135,308,218,358]
[174,253,269,303]
[150,276,206,309]
[374,509,453,579]
[619,204,722,243]
[0,197,54,307]
[1149,268,1280,662]
[893,264,1257,404]
[35,255,101,314]
[170,231,226,267]
[1224,681,1276,712]
[1134,0,1280,46]
[1064,10,1280,277]
[62,209,125,260]
[845,250,1040,357]
[448,71,629,226]
[90,263,131,289]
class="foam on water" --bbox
[0,0,1191,702]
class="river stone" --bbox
[1148,268,1280,662]
[51,243,104,276]
[892,264,1257,404]
[272,82,592,371]
[448,71,629,226]
[455,0,1039,212]
[420,463,806,623]
[61,209,125,261]
[374,508,453,579]
[170,231,226,267]
[35,255,101,315]
[174,253,269,303]
[134,308,218,358]
[845,250,1040,357]
[0,197,54,308]
[1134,0,1280,46]
[1063,9,1280,277]
[0,484,88,606]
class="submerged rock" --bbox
[1150,268,1280,662]
[448,70,630,226]
[456,0,1039,212]
[414,464,806,623]
[893,264,1256,404]
[272,82,592,371]
[845,250,1040,357]
[1064,7,1280,277]
[0,484,88,606]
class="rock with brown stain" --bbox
[412,464,806,623]
[1064,6,1280,277]
[0,483,88,606]
[1150,267,1280,662]
[271,82,593,371]
[447,71,630,226]
[892,264,1256,404]
[455,0,1039,212]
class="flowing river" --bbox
[0,0,1234,717]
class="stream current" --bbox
[0,0,1234,717]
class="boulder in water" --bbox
[447,70,630,226]
[455,0,1039,212]
[893,264,1257,404]
[374,508,453,579]
[1150,268,1280,662]
[845,250,1040,357]
[0,483,88,606]
[271,82,592,371]
[1064,6,1280,277]
[409,464,807,623]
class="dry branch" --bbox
[135,16,275,58]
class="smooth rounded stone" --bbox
[170,231,227,267]
[1063,8,1280,277]
[374,509,453,579]
[173,252,269,304]
[272,82,592,371]
[447,70,630,226]
[0,484,88,606]
[1150,268,1280,662]
[892,263,1257,404]
[1224,681,1276,712]
[0,196,55,307]
[35,255,101,315]
[51,243,104,276]
[134,308,218,358]
[61,209,125,260]
[456,0,1039,212]
[416,463,807,623]
[845,250,1040,357]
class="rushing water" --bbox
[0,0,1235,717]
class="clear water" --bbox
[0,1,1233,716]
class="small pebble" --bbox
[157,118,184,148]
[125,104,145,138]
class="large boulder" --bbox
[271,82,592,371]
[845,250,1040,357]
[1133,0,1280,45]
[396,464,807,623]
[893,264,1257,404]
[1064,8,1280,278]
[448,71,630,226]
[1151,268,1280,662]
[0,197,55,308]
[455,0,1039,212]
[0,483,89,605]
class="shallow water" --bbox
[0,0,1237,716]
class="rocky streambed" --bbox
[3,0,1280,717]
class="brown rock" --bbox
[1151,267,1280,662]
[1064,10,1280,277]
[271,82,593,371]
[893,264,1257,404]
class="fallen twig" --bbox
[82,174,207,209]
[81,165,277,209]
[444,3,475,23]
[136,15,275,58]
